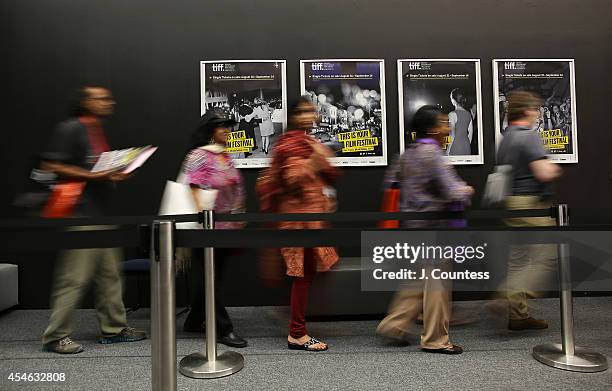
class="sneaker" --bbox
[98,327,147,344]
[508,317,548,331]
[43,337,84,354]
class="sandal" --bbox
[421,344,463,355]
[288,337,328,352]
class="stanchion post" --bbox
[150,220,177,391]
[179,210,244,379]
[532,204,608,372]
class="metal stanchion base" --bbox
[179,351,244,379]
[533,344,608,373]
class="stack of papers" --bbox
[92,145,158,173]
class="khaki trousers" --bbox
[504,196,558,320]
[42,244,127,345]
[377,265,452,349]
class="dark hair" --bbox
[287,95,315,130]
[410,105,443,139]
[187,116,217,152]
[451,88,468,110]
[507,91,543,122]
[69,85,106,117]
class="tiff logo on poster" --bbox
[408,62,422,70]
[504,62,526,71]
[311,62,334,71]
[212,63,236,72]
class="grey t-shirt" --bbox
[497,125,551,197]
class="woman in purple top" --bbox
[377,105,473,354]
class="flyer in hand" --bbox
[92,145,158,173]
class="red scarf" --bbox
[79,116,110,156]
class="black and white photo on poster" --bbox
[398,59,483,165]
[200,60,287,168]
[300,59,387,166]
[493,59,578,163]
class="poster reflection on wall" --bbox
[300,59,388,166]
[493,59,578,163]
[200,60,287,168]
[398,59,484,165]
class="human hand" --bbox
[109,171,132,182]
[463,185,475,197]
[89,169,119,181]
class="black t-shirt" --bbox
[40,118,113,216]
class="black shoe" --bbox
[218,332,248,348]
[422,344,463,355]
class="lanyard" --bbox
[79,116,110,157]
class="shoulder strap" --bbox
[497,128,519,167]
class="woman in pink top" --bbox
[181,111,247,348]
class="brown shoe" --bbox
[508,317,548,331]
[43,337,84,354]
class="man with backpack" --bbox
[496,91,563,331]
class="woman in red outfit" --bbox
[257,97,340,352]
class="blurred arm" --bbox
[426,146,473,203]
[468,118,473,143]
[523,131,563,183]
[282,156,317,189]
[40,161,116,181]
[448,111,457,136]
[529,159,562,182]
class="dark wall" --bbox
[3,0,612,308]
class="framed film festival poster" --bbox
[200,60,287,168]
[493,59,578,163]
[398,59,484,165]
[300,59,388,167]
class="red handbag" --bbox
[41,181,86,218]
[378,182,400,228]
[41,116,105,218]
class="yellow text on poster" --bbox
[409,131,450,151]
[338,130,378,152]
[540,129,569,152]
[226,130,255,153]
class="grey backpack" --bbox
[481,164,512,208]
[482,129,519,208]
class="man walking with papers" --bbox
[40,85,146,354]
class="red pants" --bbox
[289,248,315,338]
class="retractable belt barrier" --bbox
[0,208,566,253]
[0,206,608,391]
[0,208,554,229]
